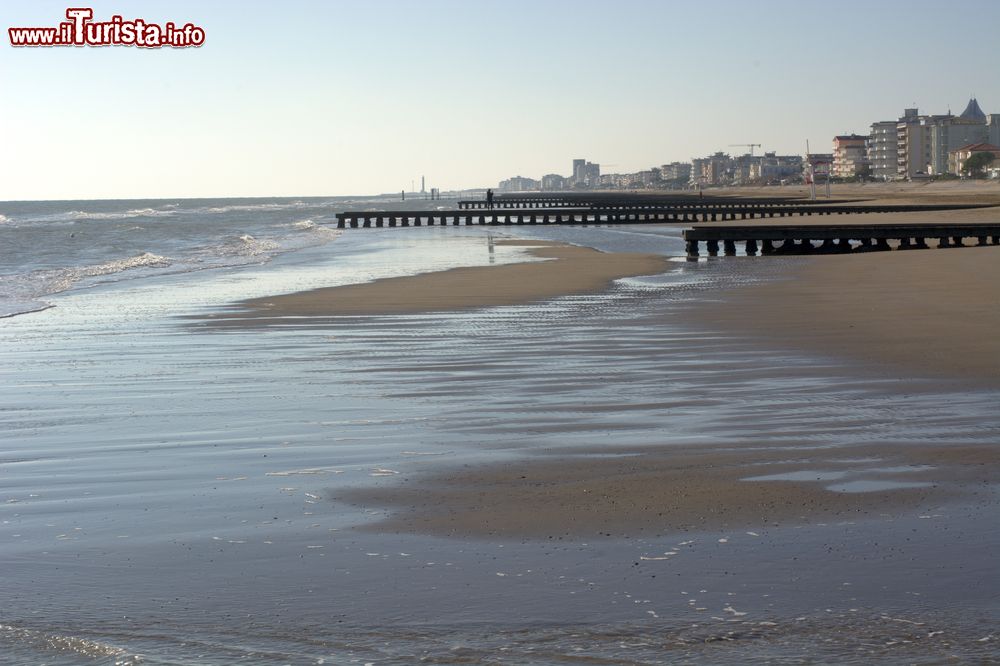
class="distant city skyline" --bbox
[3,0,1000,200]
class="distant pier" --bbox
[456,196,852,210]
[335,203,989,228]
[334,195,999,256]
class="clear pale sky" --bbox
[3,0,999,200]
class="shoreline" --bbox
[198,206,1000,542]
[202,240,670,325]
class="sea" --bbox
[1,197,998,664]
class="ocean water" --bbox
[1,198,999,664]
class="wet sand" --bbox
[330,237,1000,540]
[211,198,1000,544]
[337,441,998,539]
[210,240,669,322]
[688,246,1000,382]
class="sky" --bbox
[3,0,1000,200]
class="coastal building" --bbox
[731,153,759,185]
[868,120,899,181]
[660,162,692,182]
[690,157,709,186]
[752,153,803,183]
[571,159,600,187]
[948,142,1000,176]
[598,173,632,189]
[636,168,663,186]
[806,153,833,179]
[691,152,732,186]
[832,134,869,178]
[540,173,566,190]
[989,115,1000,146]
[922,99,990,175]
[497,176,540,192]
[958,97,987,123]
[896,108,929,178]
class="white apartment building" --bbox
[868,121,898,180]
[896,108,929,178]
[832,134,868,178]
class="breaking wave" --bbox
[13,208,178,225]
[0,253,172,318]
[201,200,332,214]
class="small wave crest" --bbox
[0,252,173,317]
[191,234,280,260]
[288,219,341,237]
[0,214,11,225]
[202,201,326,214]
[15,208,177,225]
[84,252,172,276]
[67,208,177,221]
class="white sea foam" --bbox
[68,208,176,220]
[0,624,140,663]
[0,214,10,224]
[17,207,177,225]
[202,201,328,214]
[0,252,173,317]
[82,252,173,276]
[235,234,279,255]
[290,219,339,235]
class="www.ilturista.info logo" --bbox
[8,8,205,48]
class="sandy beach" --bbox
[210,240,669,323]
[339,440,998,539]
[687,246,1000,382]
[336,237,1000,539]
[258,190,1000,542]
[5,196,999,663]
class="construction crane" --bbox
[729,143,762,157]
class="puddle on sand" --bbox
[826,480,935,493]
[744,465,937,489]
[865,465,936,474]
[744,470,850,482]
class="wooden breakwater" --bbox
[682,223,1000,256]
[455,196,849,210]
[335,203,990,228]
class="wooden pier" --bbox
[336,203,990,228]
[456,196,851,210]
[682,223,1000,256]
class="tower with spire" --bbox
[959,97,987,123]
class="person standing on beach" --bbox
[486,188,494,210]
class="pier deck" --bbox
[456,196,846,210]
[682,222,1000,256]
[335,203,990,228]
